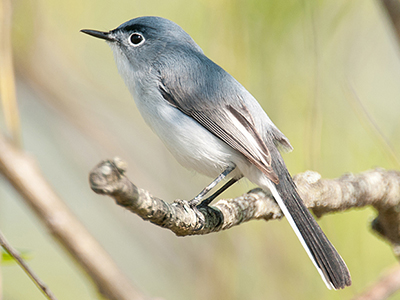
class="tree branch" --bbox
[89,158,400,255]
[0,134,146,300]
[380,0,400,44]
[89,158,284,236]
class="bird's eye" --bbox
[129,33,144,46]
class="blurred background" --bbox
[1,0,400,299]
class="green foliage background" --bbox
[1,0,400,299]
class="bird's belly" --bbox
[135,95,236,178]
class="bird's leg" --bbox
[189,165,236,207]
[197,176,243,208]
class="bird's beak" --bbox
[80,29,115,42]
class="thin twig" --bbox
[0,230,58,300]
[0,133,146,300]
[346,84,400,168]
[352,264,400,300]
[0,0,21,147]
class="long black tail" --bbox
[265,147,351,289]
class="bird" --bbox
[81,16,351,289]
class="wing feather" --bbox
[159,80,279,184]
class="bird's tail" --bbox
[263,149,351,289]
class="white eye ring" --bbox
[129,33,145,46]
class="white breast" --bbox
[138,87,238,177]
[111,46,240,177]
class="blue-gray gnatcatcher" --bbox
[81,16,351,289]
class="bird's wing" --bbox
[156,56,279,183]
[155,53,352,290]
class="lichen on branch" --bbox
[89,158,400,257]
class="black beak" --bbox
[80,29,115,42]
